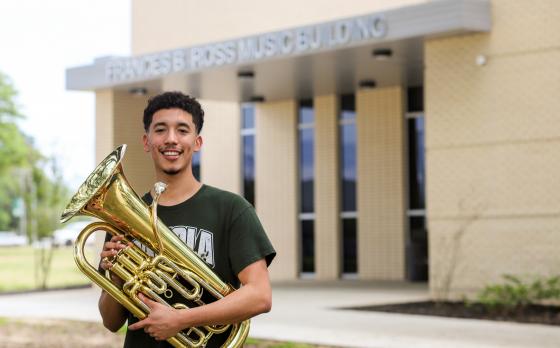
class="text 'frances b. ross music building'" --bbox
[66,0,560,300]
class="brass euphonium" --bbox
[60,144,249,348]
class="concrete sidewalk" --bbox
[0,281,559,348]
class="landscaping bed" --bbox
[346,301,560,326]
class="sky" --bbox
[0,1,131,190]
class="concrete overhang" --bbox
[66,0,490,102]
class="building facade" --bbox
[67,0,560,300]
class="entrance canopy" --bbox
[66,0,490,102]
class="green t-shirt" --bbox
[139,184,275,287]
[104,184,275,348]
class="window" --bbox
[406,86,428,281]
[339,94,357,276]
[192,151,201,181]
[299,99,315,275]
[241,104,255,206]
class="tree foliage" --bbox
[0,70,72,290]
[0,71,70,238]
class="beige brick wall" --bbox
[95,90,115,164]
[112,92,154,195]
[131,0,428,55]
[356,87,406,280]
[199,100,242,194]
[426,0,560,300]
[255,100,298,280]
[96,91,152,194]
[314,95,341,279]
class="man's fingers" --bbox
[105,241,127,251]
[99,236,130,271]
[128,319,148,330]
[100,249,119,258]
[138,293,158,309]
[106,235,127,249]
[99,257,113,270]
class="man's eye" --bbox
[155,128,165,133]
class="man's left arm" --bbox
[128,258,271,341]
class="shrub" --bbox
[475,274,560,312]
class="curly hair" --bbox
[143,91,204,133]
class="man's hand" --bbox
[128,293,183,341]
[100,235,130,286]
[100,235,128,270]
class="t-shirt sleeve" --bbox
[228,206,276,277]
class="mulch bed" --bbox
[344,301,560,326]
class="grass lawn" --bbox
[0,245,94,292]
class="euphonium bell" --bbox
[60,144,249,348]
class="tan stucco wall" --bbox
[255,100,298,281]
[95,90,115,164]
[199,100,242,194]
[131,0,428,55]
[425,0,560,300]
[356,87,406,280]
[94,90,152,193]
[314,94,340,279]
[112,92,154,194]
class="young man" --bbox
[98,91,276,347]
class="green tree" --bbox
[25,156,71,289]
[0,71,33,230]
[0,70,71,289]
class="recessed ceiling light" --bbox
[249,95,265,103]
[372,48,392,60]
[359,79,377,89]
[237,71,255,79]
[128,87,148,96]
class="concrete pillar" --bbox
[199,100,242,194]
[356,86,406,280]
[314,94,341,279]
[255,100,298,281]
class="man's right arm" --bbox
[99,290,127,332]
[98,234,128,332]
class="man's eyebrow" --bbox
[177,122,191,129]
[153,121,191,129]
[153,122,167,128]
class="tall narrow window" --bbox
[241,104,255,206]
[406,86,428,281]
[339,94,357,276]
[192,151,201,181]
[299,100,315,275]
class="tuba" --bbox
[60,144,249,348]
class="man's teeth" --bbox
[163,151,180,155]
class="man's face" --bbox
[142,108,202,177]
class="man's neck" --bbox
[153,172,202,206]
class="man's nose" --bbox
[165,130,178,144]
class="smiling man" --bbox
[97,91,276,347]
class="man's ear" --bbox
[142,133,150,152]
[194,135,203,152]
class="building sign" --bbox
[105,14,387,83]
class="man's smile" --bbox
[160,149,183,160]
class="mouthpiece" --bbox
[154,182,167,195]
